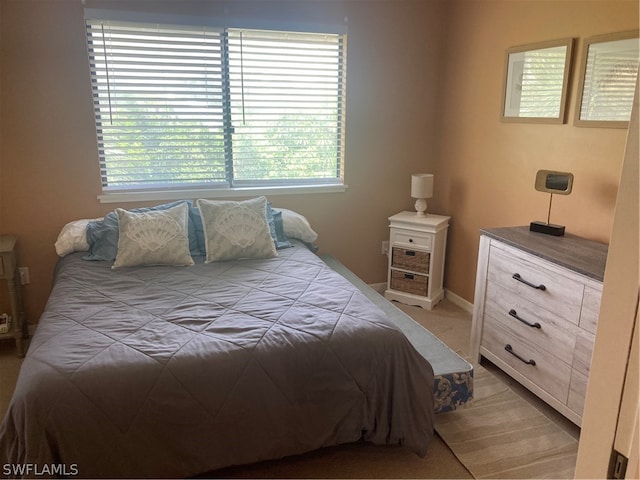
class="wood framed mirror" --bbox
[574,30,639,128]
[501,38,574,124]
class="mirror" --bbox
[501,38,574,124]
[534,170,574,195]
[575,30,639,128]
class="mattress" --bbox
[320,255,473,413]
[0,242,435,478]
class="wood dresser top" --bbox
[481,226,608,282]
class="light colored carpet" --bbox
[434,362,579,479]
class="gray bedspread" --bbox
[0,242,434,478]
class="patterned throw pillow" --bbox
[112,203,194,269]
[196,196,278,262]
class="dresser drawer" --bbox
[488,244,584,324]
[567,331,596,418]
[484,281,578,366]
[391,229,433,250]
[579,286,602,335]
[391,247,430,274]
[390,269,428,296]
[481,320,571,402]
[567,370,588,417]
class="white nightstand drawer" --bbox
[391,230,432,250]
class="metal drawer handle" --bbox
[512,273,546,291]
[509,309,541,329]
[404,273,414,280]
[405,250,416,256]
[505,344,536,366]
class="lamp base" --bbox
[529,221,565,236]
[414,198,427,216]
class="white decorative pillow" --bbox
[112,203,194,269]
[196,196,277,262]
[55,218,103,257]
[277,208,318,243]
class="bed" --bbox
[0,198,471,478]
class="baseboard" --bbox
[444,289,474,314]
[367,282,387,295]
[367,283,474,314]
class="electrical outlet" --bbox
[19,267,30,285]
[381,241,389,255]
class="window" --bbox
[85,12,346,197]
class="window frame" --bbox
[84,9,348,203]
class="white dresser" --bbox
[470,227,607,425]
[384,212,450,310]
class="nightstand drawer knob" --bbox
[409,238,414,243]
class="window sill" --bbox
[98,184,348,204]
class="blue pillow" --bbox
[189,204,206,256]
[267,203,293,250]
[84,200,203,261]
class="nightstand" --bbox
[0,235,28,357]
[384,212,450,310]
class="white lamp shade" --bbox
[411,174,434,199]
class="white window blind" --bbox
[228,29,345,186]
[580,38,639,122]
[85,16,346,192]
[518,46,567,118]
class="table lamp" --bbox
[411,173,434,216]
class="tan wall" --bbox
[435,0,639,303]
[0,0,637,322]
[0,0,446,321]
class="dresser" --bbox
[470,227,607,425]
[384,212,450,310]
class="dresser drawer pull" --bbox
[509,309,541,329]
[505,344,536,366]
[404,273,414,280]
[405,251,416,256]
[512,273,546,291]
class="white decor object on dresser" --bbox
[470,226,607,426]
[384,212,450,310]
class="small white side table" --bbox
[0,235,28,357]
[384,212,450,310]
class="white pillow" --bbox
[196,196,277,262]
[54,218,103,257]
[112,203,194,269]
[277,208,318,243]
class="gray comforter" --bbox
[0,242,434,478]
